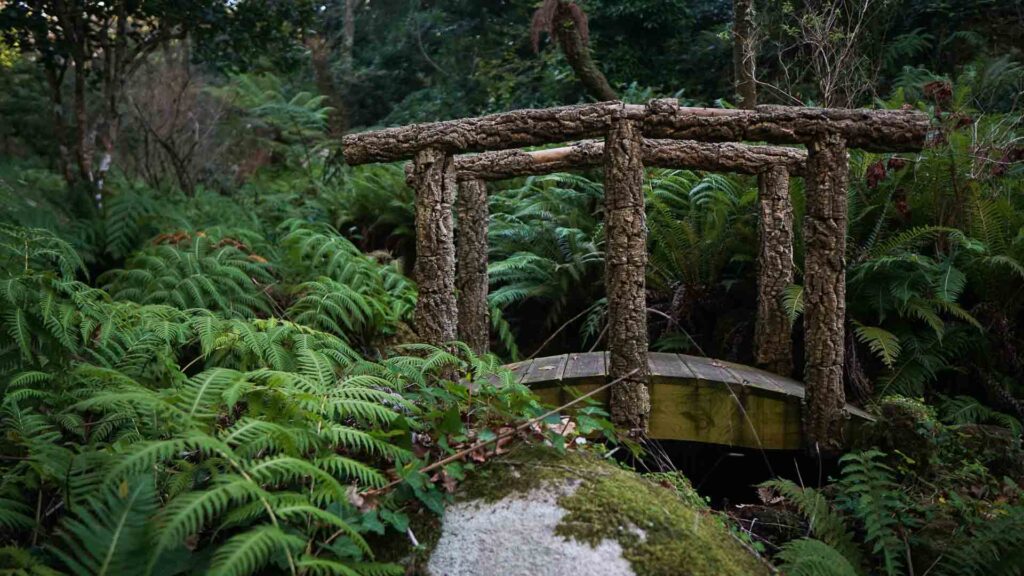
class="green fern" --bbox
[760,479,863,568]
[835,451,906,576]
[853,322,902,368]
[49,478,159,576]
[776,538,860,576]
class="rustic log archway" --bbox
[349,99,928,449]
[448,138,806,373]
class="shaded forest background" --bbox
[1,1,1023,575]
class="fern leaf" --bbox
[776,538,860,576]
[49,477,159,576]
[208,525,305,576]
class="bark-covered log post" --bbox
[603,117,651,434]
[408,148,458,347]
[802,133,849,453]
[456,178,490,355]
[755,165,795,377]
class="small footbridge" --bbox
[341,99,926,449]
[505,352,872,450]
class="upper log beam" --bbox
[643,100,928,153]
[344,102,635,165]
[452,139,807,181]
[342,100,928,165]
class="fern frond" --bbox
[776,538,860,576]
[49,477,158,576]
[208,524,305,576]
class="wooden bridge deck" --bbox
[503,352,872,450]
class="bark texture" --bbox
[453,139,805,181]
[456,178,490,355]
[344,102,629,164]
[802,133,849,453]
[603,118,650,434]
[732,0,758,108]
[755,165,794,377]
[409,148,458,347]
[644,100,928,153]
[342,100,927,164]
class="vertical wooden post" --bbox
[456,178,490,355]
[755,165,795,377]
[604,118,650,434]
[409,148,458,347]
[803,133,849,452]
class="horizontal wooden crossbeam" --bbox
[451,139,807,181]
[342,99,929,164]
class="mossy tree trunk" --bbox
[755,165,795,377]
[456,178,490,355]
[409,147,458,347]
[603,118,650,434]
[802,133,849,452]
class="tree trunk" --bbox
[456,178,490,355]
[409,148,458,347]
[43,62,76,188]
[802,133,849,453]
[732,0,757,108]
[341,0,355,77]
[308,34,347,136]
[603,118,650,434]
[755,165,794,376]
[555,18,618,101]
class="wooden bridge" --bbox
[505,352,872,450]
[342,99,927,450]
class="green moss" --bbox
[556,462,769,576]
[458,445,770,576]
[456,444,585,502]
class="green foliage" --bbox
[766,417,1024,576]
[758,480,863,568]
[50,479,160,576]
[100,231,274,319]
[776,538,859,576]
[0,210,600,575]
[834,451,907,576]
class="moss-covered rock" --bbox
[423,446,772,576]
